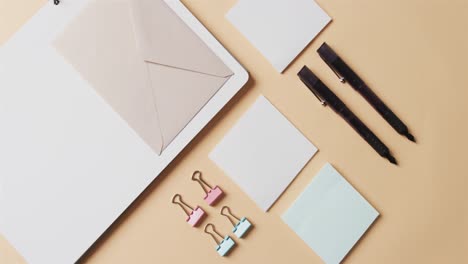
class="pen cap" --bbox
[298,66,325,105]
[298,66,329,105]
[317,42,338,63]
[298,66,346,109]
[317,43,346,82]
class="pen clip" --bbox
[322,55,345,83]
[309,87,327,106]
[298,66,327,106]
[318,43,346,83]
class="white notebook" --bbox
[0,0,248,263]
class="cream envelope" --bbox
[54,0,233,155]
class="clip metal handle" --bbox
[220,206,241,227]
[172,194,206,227]
[221,206,253,238]
[204,223,224,245]
[192,171,213,194]
[205,223,236,256]
[192,171,224,206]
[172,194,194,216]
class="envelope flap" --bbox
[54,0,165,155]
[129,0,233,77]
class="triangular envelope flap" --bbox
[146,62,229,150]
[129,0,233,77]
[54,0,164,155]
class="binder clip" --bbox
[221,206,253,238]
[204,223,236,257]
[54,0,60,5]
[192,171,224,206]
[172,194,206,227]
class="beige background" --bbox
[1,0,467,263]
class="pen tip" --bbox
[406,133,416,143]
[387,154,398,165]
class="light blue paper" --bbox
[282,163,379,264]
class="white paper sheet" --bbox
[282,163,379,264]
[209,95,317,211]
[227,0,331,72]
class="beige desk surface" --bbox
[1,0,467,263]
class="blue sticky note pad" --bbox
[232,217,252,238]
[282,163,379,264]
[216,236,235,256]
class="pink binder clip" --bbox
[172,194,206,227]
[192,171,224,206]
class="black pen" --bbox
[318,42,415,142]
[298,66,397,165]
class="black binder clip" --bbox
[54,0,60,5]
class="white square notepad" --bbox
[210,95,317,211]
[282,163,379,264]
[227,0,331,72]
